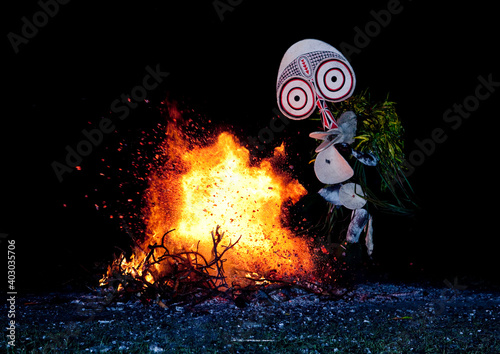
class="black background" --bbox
[2,0,498,291]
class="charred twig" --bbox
[102,226,243,306]
[209,225,242,289]
[236,274,352,301]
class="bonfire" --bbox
[100,103,319,305]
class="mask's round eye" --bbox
[315,59,355,102]
[277,77,315,119]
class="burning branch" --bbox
[101,226,242,306]
[210,225,242,286]
[101,224,353,308]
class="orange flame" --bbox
[106,112,315,284]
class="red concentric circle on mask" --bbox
[315,59,355,102]
[278,77,315,119]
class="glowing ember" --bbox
[178,132,313,274]
[106,118,315,285]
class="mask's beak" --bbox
[309,128,342,152]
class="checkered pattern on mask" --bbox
[277,50,347,90]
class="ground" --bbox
[5,282,500,353]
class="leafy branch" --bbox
[327,90,417,213]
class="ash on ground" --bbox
[8,282,500,353]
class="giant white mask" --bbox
[276,39,356,130]
[276,39,357,184]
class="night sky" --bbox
[2,1,498,291]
